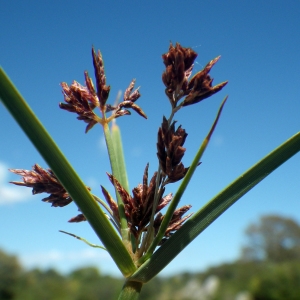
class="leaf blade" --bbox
[130,131,300,282]
[0,68,136,277]
[139,97,227,264]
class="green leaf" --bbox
[139,97,227,264]
[0,68,136,277]
[59,230,107,250]
[130,131,300,282]
[103,122,129,240]
[111,122,130,193]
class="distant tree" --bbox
[0,249,21,300]
[16,268,73,300]
[249,261,300,300]
[241,215,300,263]
[69,267,122,300]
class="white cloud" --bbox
[0,161,32,205]
[20,248,110,267]
[18,247,120,275]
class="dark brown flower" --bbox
[154,205,192,244]
[68,214,87,223]
[114,79,147,119]
[162,43,197,106]
[91,47,111,109]
[9,164,72,207]
[59,81,99,133]
[182,56,228,106]
[157,117,189,184]
[59,47,110,132]
[42,193,72,207]
[60,50,146,127]
[101,185,120,223]
[106,165,171,239]
[162,43,228,109]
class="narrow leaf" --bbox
[111,122,130,192]
[0,68,136,277]
[59,230,107,250]
[130,131,300,282]
[139,97,227,263]
[103,122,129,239]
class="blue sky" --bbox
[1,1,300,277]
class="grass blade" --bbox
[111,122,130,193]
[0,68,136,277]
[103,122,129,241]
[130,131,300,282]
[139,97,227,264]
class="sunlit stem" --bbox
[92,194,120,231]
[105,214,121,234]
[102,114,129,242]
[92,194,113,216]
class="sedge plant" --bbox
[1,43,300,299]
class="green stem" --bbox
[111,122,130,192]
[118,280,143,300]
[103,122,129,241]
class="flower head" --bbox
[91,47,111,109]
[157,116,189,184]
[60,48,147,131]
[9,164,72,207]
[106,165,172,239]
[59,80,99,133]
[154,205,192,244]
[162,42,228,109]
[182,56,228,106]
[162,42,197,106]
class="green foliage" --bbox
[13,265,123,300]
[69,267,122,300]
[241,215,300,263]
[1,227,300,300]
[249,262,300,300]
[0,250,21,300]
[15,269,72,300]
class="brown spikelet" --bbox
[59,81,99,133]
[162,42,198,106]
[92,47,110,108]
[153,205,192,243]
[68,214,87,223]
[114,79,147,119]
[106,166,171,239]
[183,56,228,106]
[9,164,71,207]
[101,185,120,222]
[156,117,189,184]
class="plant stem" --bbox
[103,122,129,241]
[118,280,143,300]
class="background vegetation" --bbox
[1,214,300,300]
